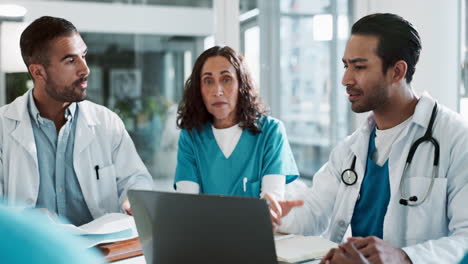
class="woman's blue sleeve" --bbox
[174,129,200,189]
[261,119,299,184]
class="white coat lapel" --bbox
[73,102,101,218]
[74,102,97,155]
[2,91,40,204]
[11,115,38,165]
[6,91,38,166]
[387,94,435,200]
[349,116,373,180]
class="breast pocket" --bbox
[239,178,261,197]
[96,164,119,211]
[403,177,448,244]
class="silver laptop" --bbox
[128,190,278,264]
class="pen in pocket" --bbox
[243,177,247,192]
[95,165,100,180]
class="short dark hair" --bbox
[351,13,421,83]
[177,46,266,134]
[20,16,77,68]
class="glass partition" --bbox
[82,33,204,182]
[240,0,352,179]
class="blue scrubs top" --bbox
[351,128,391,238]
[174,115,299,197]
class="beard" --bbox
[348,83,390,113]
[44,76,88,103]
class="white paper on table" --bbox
[274,235,337,263]
[80,213,135,234]
[56,213,138,248]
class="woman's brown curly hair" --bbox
[177,46,266,134]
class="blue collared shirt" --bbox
[28,90,93,226]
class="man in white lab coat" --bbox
[0,16,153,225]
[266,13,468,264]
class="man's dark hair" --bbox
[177,46,266,134]
[20,16,77,68]
[351,13,421,83]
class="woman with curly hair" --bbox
[174,46,298,199]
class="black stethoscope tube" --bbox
[341,102,439,207]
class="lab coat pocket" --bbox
[97,164,119,209]
[404,177,447,243]
[241,178,261,197]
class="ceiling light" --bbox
[0,4,27,20]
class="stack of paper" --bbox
[275,234,337,263]
[59,213,138,248]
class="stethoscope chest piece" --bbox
[341,168,358,185]
[341,155,358,185]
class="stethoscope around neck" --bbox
[341,103,440,207]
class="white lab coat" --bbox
[280,92,468,263]
[0,90,153,219]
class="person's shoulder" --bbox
[0,92,28,117]
[419,93,468,133]
[330,123,365,155]
[78,100,122,123]
[431,103,468,138]
[0,100,15,113]
[79,100,114,114]
[258,115,284,130]
[180,125,207,139]
[343,125,363,143]
[180,127,191,137]
[0,101,14,116]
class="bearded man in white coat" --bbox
[266,13,468,264]
[0,16,153,226]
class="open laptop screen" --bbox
[128,190,277,264]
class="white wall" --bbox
[353,0,461,112]
[0,0,214,73]
[3,0,213,36]
[213,0,240,51]
[0,22,26,73]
